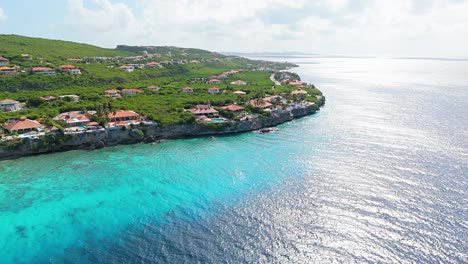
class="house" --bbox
[208,87,220,94]
[247,100,273,109]
[147,85,161,91]
[221,104,245,113]
[105,89,121,98]
[207,79,221,84]
[122,88,143,95]
[231,80,247,85]
[0,67,17,76]
[106,110,141,122]
[59,65,81,75]
[58,95,80,102]
[5,117,44,133]
[67,58,83,62]
[264,95,281,103]
[53,111,91,127]
[0,99,22,112]
[119,65,134,72]
[290,88,308,95]
[190,104,218,116]
[183,87,194,93]
[21,54,33,60]
[39,95,57,102]
[289,81,304,86]
[70,69,82,75]
[233,90,246,95]
[32,67,56,75]
[145,62,160,68]
[0,56,9,66]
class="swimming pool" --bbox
[210,118,226,123]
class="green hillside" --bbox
[0,34,135,62]
[0,35,320,128]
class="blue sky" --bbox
[0,0,467,57]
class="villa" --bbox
[59,65,81,75]
[5,117,44,133]
[58,95,80,102]
[145,62,160,68]
[122,88,143,95]
[247,100,273,109]
[105,89,121,98]
[221,104,245,113]
[67,58,83,62]
[0,67,17,76]
[119,65,134,72]
[21,54,33,60]
[231,80,247,85]
[32,67,56,75]
[207,79,221,84]
[190,104,218,116]
[0,56,9,66]
[147,85,161,91]
[289,81,304,87]
[233,90,246,95]
[0,99,22,112]
[106,110,141,122]
[290,88,308,95]
[208,87,220,94]
[183,87,194,93]
[39,95,57,102]
[53,111,91,127]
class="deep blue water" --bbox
[0,57,467,263]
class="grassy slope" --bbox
[0,35,135,60]
[0,35,319,126]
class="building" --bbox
[58,65,81,75]
[0,67,17,76]
[289,81,304,87]
[69,69,82,75]
[147,85,161,91]
[105,89,121,98]
[247,100,273,109]
[231,80,247,85]
[21,54,33,60]
[122,88,143,95]
[67,58,83,62]
[290,88,308,95]
[32,67,56,75]
[221,104,245,113]
[145,62,160,68]
[183,87,194,93]
[190,105,218,116]
[208,87,220,94]
[5,117,44,133]
[39,95,57,102]
[106,110,141,122]
[207,79,221,84]
[233,90,246,95]
[53,111,91,127]
[0,56,9,66]
[58,95,80,102]
[119,65,134,72]
[0,99,22,112]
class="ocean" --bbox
[0,56,467,263]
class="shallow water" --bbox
[1,57,467,263]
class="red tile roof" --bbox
[0,56,9,61]
[290,88,308,95]
[6,117,44,132]
[221,104,245,111]
[247,100,273,108]
[59,64,76,70]
[107,110,140,119]
[32,67,54,72]
[122,88,143,93]
[190,105,218,115]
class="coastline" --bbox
[0,98,324,161]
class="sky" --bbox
[0,0,467,57]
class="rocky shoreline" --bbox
[0,98,324,160]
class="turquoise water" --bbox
[1,57,467,263]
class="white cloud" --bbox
[63,0,468,57]
[0,7,7,23]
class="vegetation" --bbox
[0,35,322,127]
